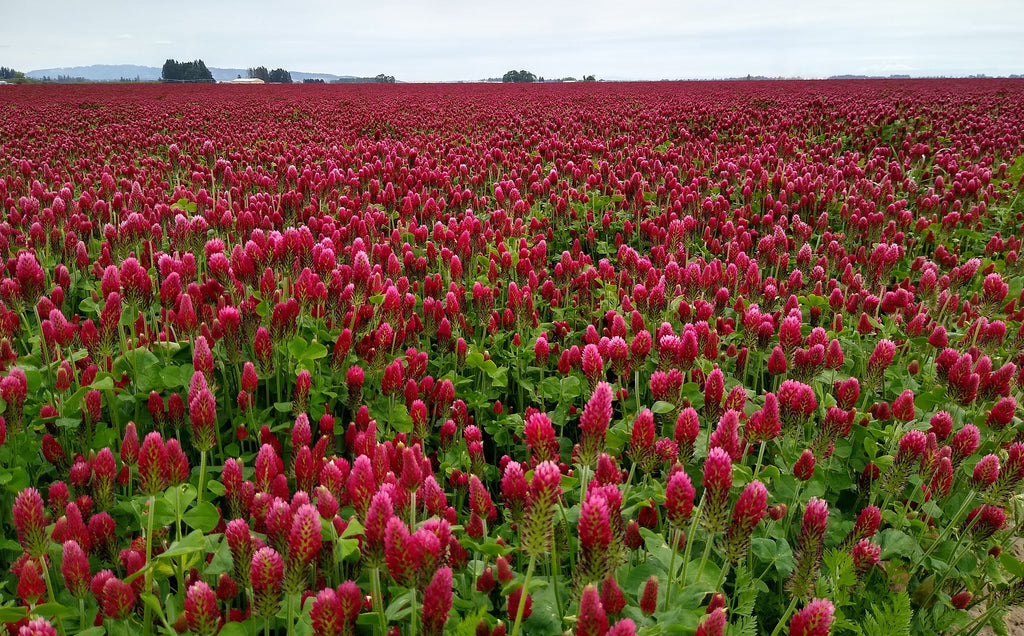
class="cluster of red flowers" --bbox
[1,79,1024,635]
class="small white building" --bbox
[221,78,265,85]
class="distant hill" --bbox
[25,64,347,83]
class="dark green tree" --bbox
[161,59,213,82]
[248,66,270,82]
[374,74,395,84]
[268,68,292,83]
[502,70,537,83]
[0,67,26,81]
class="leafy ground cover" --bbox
[1,79,1024,635]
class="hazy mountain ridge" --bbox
[24,64,345,82]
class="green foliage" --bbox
[503,69,537,83]
[161,58,214,82]
[0,66,26,81]
[860,592,912,636]
[249,66,293,83]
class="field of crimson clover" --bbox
[0,79,1023,636]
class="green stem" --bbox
[409,587,418,636]
[695,532,716,583]
[197,450,207,507]
[129,311,141,423]
[620,460,639,503]
[557,503,576,576]
[782,482,805,541]
[752,441,767,479]
[769,597,799,636]
[962,603,1007,636]
[679,497,705,585]
[371,567,387,636]
[663,527,680,610]
[634,369,641,415]
[175,490,185,593]
[551,536,564,620]
[143,494,156,636]
[714,560,731,592]
[577,464,590,504]
[287,593,295,636]
[510,554,537,636]
[40,560,66,636]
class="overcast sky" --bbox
[2,0,1022,81]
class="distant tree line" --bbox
[1,66,26,80]
[503,70,537,83]
[161,59,214,83]
[330,74,396,84]
[499,70,596,83]
[247,66,292,83]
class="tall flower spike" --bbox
[664,468,696,531]
[840,506,880,550]
[501,461,529,525]
[601,576,626,615]
[185,580,220,636]
[787,498,829,600]
[640,575,658,615]
[674,407,700,464]
[709,410,743,462]
[701,447,733,534]
[746,393,780,445]
[225,518,254,588]
[695,607,727,636]
[101,576,136,620]
[189,372,218,453]
[964,505,1007,541]
[165,439,190,487]
[703,367,725,422]
[577,584,609,636]
[288,503,323,565]
[310,588,344,636]
[17,618,58,636]
[850,539,880,580]
[577,490,613,586]
[13,487,49,558]
[250,546,284,618]
[18,558,47,606]
[346,455,376,517]
[524,411,559,464]
[787,598,834,636]
[336,580,363,633]
[522,461,563,557]
[61,540,92,599]
[582,343,604,392]
[91,447,117,510]
[579,382,613,466]
[384,516,421,587]
[723,480,768,564]
[138,431,168,496]
[629,409,658,474]
[362,489,394,566]
[421,566,453,636]
[879,429,927,496]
